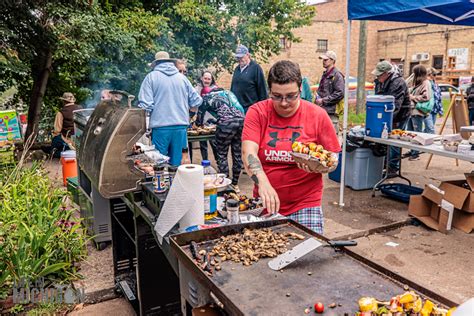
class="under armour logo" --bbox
[267,131,300,148]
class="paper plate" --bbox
[217,196,265,218]
[204,174,231,190]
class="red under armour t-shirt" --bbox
[242,99,340,216]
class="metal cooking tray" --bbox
[171,219,453,316]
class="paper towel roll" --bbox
[154,164,204,241]
[177,164,204,228]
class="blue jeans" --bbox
[408,116,425,157]
[423,115,435,134]
[50,135,71,158]
[151,125,188,166]
[430,113,437,129]
[469,108,474,125]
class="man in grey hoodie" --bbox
[138,51,203,166]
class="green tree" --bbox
[1,0,315,141]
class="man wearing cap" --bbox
[315,51,345,132]
[230,44,268,113]
[138,51,202,166]
[44,92,82,158]
[372,60,411,174]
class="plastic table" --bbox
[364,135,474,196]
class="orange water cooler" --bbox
[60,150,77,186]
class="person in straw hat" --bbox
[43,92,82,158]
[138,51,202,166]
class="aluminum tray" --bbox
[171,219,454,316]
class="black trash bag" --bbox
[368,142,387,157]
[346,138,361,152]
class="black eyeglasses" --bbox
[270,92,300,102]
[179,70,187,75]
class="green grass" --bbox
[442,99,450,115]
[344,99,452,126]
[346,110,366,125]
[27,303,70,315]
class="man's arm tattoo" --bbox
[247,154,262,185]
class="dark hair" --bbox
[412,64,427,87]
[267,60,302,90]
[200,70,216,86]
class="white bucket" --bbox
[61,150,76,160]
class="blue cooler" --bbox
[365,95,394,138]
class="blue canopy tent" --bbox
[339,0,474,205]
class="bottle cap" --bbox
[226,199,239,208]
[168,166,178,172]
[201,160,210,167]
[153,165,165,171]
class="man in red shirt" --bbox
[242,60,340,234]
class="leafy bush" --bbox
[0,163,87,299]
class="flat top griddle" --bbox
[171,219,451,316]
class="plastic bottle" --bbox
[202,160,218,220]
[381,122,389,139]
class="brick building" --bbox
[217,0,474,89]
[377,24,474,86]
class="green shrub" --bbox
[0,162,87,299]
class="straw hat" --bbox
[149,51,175,67]
[59,92,76,103]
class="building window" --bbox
[432,55,443,73]
[316,39,328,52]
[448,56,456,69]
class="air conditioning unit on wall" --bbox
[412,53,430,62]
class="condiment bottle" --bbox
[167,165,178,188]
[153,165,167,193]
[226,199,240,224]
[202,160,218,220]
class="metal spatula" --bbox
[268,238,357,271]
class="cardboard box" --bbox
[439,173,474,213]
[453,210,474,233]
[408,185,453,234]
[442,134,463,142]
[411,133,437,146]
[436,173,474,233]
[457,144,472,155]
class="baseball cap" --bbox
[234,45,249,58]
[371,60,393,76]
[319,50,337,61]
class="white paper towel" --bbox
[154,164,204,242]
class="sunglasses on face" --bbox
[270,92,300,102]
[179,69,187,75]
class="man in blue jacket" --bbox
[138,51,202,166]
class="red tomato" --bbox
[314,302,324,313]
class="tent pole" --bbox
[338,20,352,207]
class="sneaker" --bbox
[229,184,240,193]
[408,156,420,161]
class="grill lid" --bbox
[78,99,146,198]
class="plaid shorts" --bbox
[286,206,324,234]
